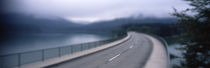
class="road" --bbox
[46,32,154,68]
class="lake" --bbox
[0,33,112,55]
[168,43,186,66]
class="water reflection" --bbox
[0,33,111,55]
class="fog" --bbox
[1,0,190,22]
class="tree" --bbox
[173,0,210,68]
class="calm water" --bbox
[0,33,111,55]
[168,43,185,66]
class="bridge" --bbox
[0,32,169,68]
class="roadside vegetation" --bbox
[118,0,210,68]
[173,0,210,68]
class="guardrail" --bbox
[0,35,126,68]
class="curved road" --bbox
[46,32,155,68]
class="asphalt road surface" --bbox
[46,32,154,68]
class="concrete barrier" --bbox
[143,34,170,68]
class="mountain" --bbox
[85,17,177,32]
[0,13,177,34]
[0,13,84,33]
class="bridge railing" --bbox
[0,35,126,68]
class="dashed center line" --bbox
[108,54,121,62]
[129,45,134,49]
[108,45,134,62]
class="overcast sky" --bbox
[3,0,190,22]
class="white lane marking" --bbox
[108,54,121,61]
[129,45,134,49]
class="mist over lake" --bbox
[0,33,112,55]
[1,0,208,68]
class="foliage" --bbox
[122,23,182,39]
[173,0,210,68]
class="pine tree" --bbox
[173,0,210,68]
